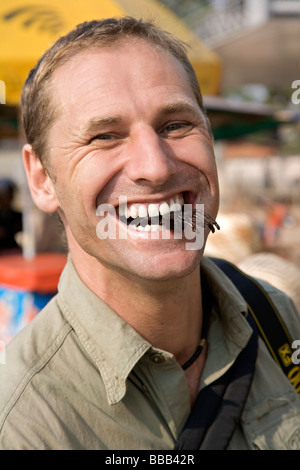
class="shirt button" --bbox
[150,353,165,364]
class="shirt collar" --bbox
[57,256,151,405]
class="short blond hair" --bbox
[21,16,208,167]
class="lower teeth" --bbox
[136,224,162,232]
[119,213,178,231]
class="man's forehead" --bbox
[51,37,162,75]
[50,35,190,89]
[50,39,196,106]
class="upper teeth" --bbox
[120,195,184,219]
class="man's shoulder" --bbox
[0,296,72,441]
[0,294,72,389]
[241,275,300,449]
[235,334,300,450]
[206,255,300,336]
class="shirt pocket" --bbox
[241,391,300,450]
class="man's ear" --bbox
[23,144,59,213]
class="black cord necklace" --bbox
[181,338,206,370]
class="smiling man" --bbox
[0,17,300,451]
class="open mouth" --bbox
[116,192,220,234]
[117,194,186,232]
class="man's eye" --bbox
[166,123,184,132]
[91,134,113,141]
[162,122,193,136]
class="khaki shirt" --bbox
[0,256,300,450]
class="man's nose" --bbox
[125,126,177,186]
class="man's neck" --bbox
[70,249,204,363]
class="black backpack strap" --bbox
[210,257,300,397]
[175,256,299,450]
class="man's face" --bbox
[45,38,219,281]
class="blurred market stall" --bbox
[0,0,221,106]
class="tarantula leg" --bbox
[170,209,220,233]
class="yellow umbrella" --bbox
[0,0,221,105]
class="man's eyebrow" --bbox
[158,100,208,128]
[159,101,204,119]
[79,116,123,137]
